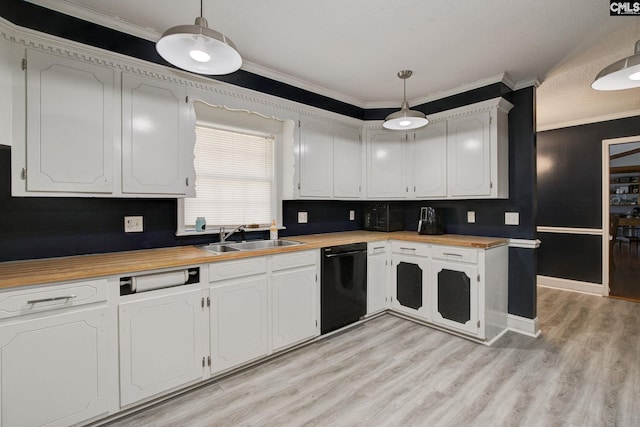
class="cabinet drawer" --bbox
[271,250,317,272]
[431,246,478,263]
[390,241,429,257]
[367,241,387,256]
[0,279,107,319]
[209,257,268,282]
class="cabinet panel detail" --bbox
[0,308,108,427]
[119,289,203,406]
[299,118,333,197]
[437,269,471,324]
[396,262,422,310]
[26,49,114,193]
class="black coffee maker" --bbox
[418,207,445,235]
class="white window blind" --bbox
[184,126,274,227]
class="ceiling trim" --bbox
[26,0,160,42]
[537,108,640,132]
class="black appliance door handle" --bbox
[325,250,366,258]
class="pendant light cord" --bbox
[200,0,203,18]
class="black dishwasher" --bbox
[321,243,367,335]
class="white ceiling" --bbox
[28,0,640,130]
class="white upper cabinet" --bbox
[333,123,363,198]
[298,117,333,197]
[122,72,192,195]
[297,118,362,199]
[447,98,512,199]
[24,49,114,194]
[411,121,447,198]
[366,130,407,199]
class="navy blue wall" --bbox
[0,3,538,319]
[537,116,640,284]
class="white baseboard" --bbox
[507,314,540,337]
[537,275,604,296]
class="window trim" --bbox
[176,102,290,236]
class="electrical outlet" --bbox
[467,211,476,223]
[298,211,308,224]
[505,212,520,226]
[124,216,143,233]
[349,210,355,221]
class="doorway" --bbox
[604,136,640,302]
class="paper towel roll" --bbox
[131,270,189,293]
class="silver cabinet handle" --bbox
[373,246,385,251]
[400,247,416,251]
[442,253,463,257]
[27,295,77,304]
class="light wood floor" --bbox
[106,287,640,427]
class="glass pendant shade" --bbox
[156,16,242,75]
[383,70,428,130]
[592,40,640,91]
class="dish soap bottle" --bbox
[270,219,278,240]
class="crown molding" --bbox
[26,0,160,42]
[537,109,640,132]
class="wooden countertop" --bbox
[0,231,508,289]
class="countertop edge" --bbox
[0,232,509,289]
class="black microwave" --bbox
[363,203,404,232]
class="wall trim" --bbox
[537,275,604,296]
[537,109,640,132]
[508,238,541,249]
[507,314,540,337]
[536,226,603,236]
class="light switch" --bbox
[467,211,476,223]
[298,211,308,223]
[349,210,355,221]
[505,212,519,225]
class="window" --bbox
[178,101,290,235]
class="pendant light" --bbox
[592,40,640,91]
[156,0,242,75]
[383,70,429,130]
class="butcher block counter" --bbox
[0,231,508,289]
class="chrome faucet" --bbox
[219,225,246,243]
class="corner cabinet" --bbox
[367,241,389,314]
[23,49,115,194]
[366,130,407,198]
[121,72,194,195]
[0,279,110,427]
[447,97,513,199]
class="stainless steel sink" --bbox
[226,240,303,250]
[200,244,242,254]
[200,239,303,254]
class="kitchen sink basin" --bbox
[200,244,242,254]
[226,240,303,250]
[200,239,303,254]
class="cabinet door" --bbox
[367,130,407,198]
[119,289,204,406]
[412,122,447,198]
[299,118,333,197]
[0,307,108,427]
[26,49,114,193]
[122,72,189,195]
[431,260,480,337]
[367,246,388,314]
[333,124,362,198]
[391,255,429,320]
[210,278,269,374]
[447,112,491,197]
[271,267,317,351]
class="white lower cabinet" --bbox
[391,253,430,320]
[0,307,109,427]
[118,288,205,407]
[271,266,318,351]
[209,277,269,374]
[367,241,389,314]
[430,259,480,337]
